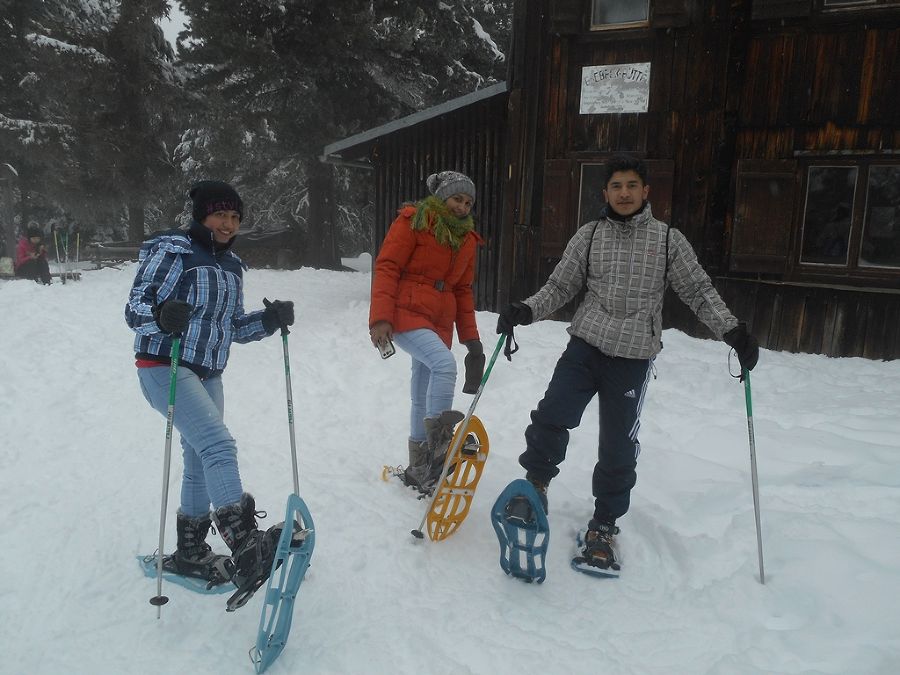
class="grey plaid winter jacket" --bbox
[523,204,738,359]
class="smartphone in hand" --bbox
[377,338,395,359]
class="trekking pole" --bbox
[53,229,64,285]
[742,369,765,584]
[63,231,70,281]
[411,333,506,539]
[265,299,299,494]
[150,336,182,616]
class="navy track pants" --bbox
[518,336,653,523]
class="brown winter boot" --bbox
[579,520,621,572]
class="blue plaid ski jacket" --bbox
[125,221,273,376]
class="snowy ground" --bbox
[1,264,898,675]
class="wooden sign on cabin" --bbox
[579,62,650,114]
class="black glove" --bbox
[155,299,192,335]
[462,340,485,394]
[496,301,532,335]
[723,322,759,373]
[263,299,295,332]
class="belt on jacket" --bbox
[401,272,446,291]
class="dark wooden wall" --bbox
[342,0,900,358]
[369,93,508,311]
[534,0,737,267]
[504,0,900,359]
[666,280,900,360]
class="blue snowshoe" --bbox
[490,479,550,583]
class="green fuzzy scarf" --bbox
[410,195,474,250]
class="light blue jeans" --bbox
[138,366,244,516]
[392,328,458,442]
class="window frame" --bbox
[797,164,859,268]
[589,0,651,31]
[817,0,900,11]
[794,157,900,280]
[576,160,674,227]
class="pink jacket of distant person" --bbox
[14,236,46,270]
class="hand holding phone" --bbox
[377,338,395,359]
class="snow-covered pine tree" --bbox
[176,0,511,267]
[1,0,184,243]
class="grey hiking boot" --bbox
[423,410,465,484]
[402,439,430,487]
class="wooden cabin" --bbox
[323,0,900,359]
[322,83,509,310]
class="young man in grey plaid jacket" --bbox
[496,154,759,574]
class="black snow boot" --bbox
[504,473,549,523]
[212,493,279,588]
[174,511,215,566]
[172,510,231,581]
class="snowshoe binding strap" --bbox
[571,525,621,578]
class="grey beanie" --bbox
[426,171,476,202]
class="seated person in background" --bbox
[15,224,52,284]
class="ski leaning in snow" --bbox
[570,527,621,578]
[138,552,233,595]
[490,479,550,583]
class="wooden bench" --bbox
[85,242,142,269]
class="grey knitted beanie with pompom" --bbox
[426,171,476,202]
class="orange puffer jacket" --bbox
[369,205,482,348]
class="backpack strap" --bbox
[584,220,601,281]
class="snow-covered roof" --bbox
[321,81,508,166]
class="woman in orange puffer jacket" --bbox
[369,171,485,491]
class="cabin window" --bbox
[859,166,900,269]
[578,164,608,224]
[799,166,857,265]
[799,162,900,272]
[577,160,674,227]
[590,1,650,29]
